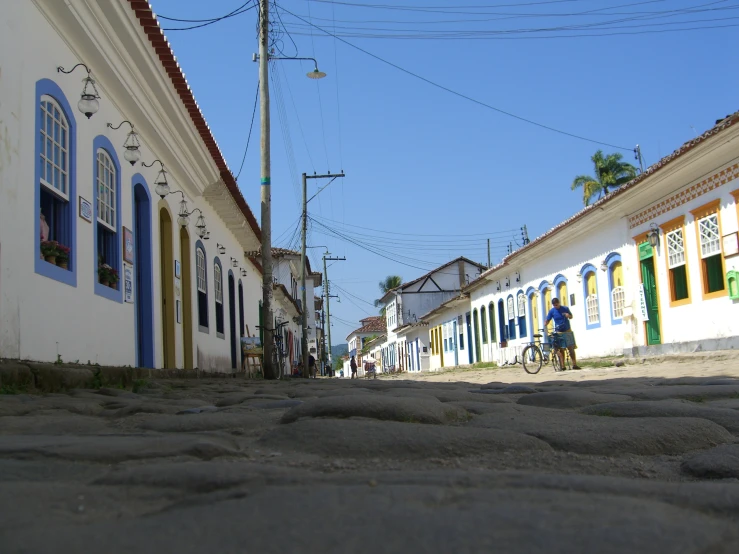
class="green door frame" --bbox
[639,242,662,345]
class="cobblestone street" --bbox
[2,359,739,552]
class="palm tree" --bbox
[374,275,402,315]
[571,150,638,206]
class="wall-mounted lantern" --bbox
[57,63,100,118]
[217,243,226,255]
[647,223,660,248]
[106,120,141,165]
[230,257,239,268]
[142,160,169,198]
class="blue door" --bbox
[133,181,154,368]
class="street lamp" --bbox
[254,3,329,380]
[57,63,100,118]
[107,121,141,165]
[142,160,169,198]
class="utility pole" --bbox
[301,172,345,378]
[634,144,645,174]
[258,0,275,379]
[323,253,345,375]
[521,225,530,245]
[487,238,491,268]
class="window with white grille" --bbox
[611,287,625,319]
[196,250,206,292]
[666,229,685,268]
[517,294,526,317]
[96,150,116,231]
[507,296,515,320]
[40,96,69,199]
[586,295,599,324]
[698,214,720,258]
[214,263,223,303]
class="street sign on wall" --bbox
[637,284,649,321]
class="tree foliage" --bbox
[374,275,402,315]
[571,150,638,206]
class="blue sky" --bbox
[149,0,738,340]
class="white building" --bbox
[465,112,739,362]
[260,248,322,374]
[424,294,471,371]
[0,0,264,370]
[378,257,486,371]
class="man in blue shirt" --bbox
[545,298,582,370]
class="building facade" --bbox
[465,112,739,363]
[0,0,263,370]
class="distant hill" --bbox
[331,343,348,361]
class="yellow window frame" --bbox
[659,215,692,308]
[690,199,727,301]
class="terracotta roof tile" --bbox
[126,1,261,242]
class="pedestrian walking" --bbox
[350,355,358,379]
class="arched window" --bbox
[506,295,516,340]
[196,245,208,330]
[214,258,225,337]
[36,83,77,287]
[539,282,553,334]
[481,308,488,344]
[94,146,121,299]
[605,253,625,323]
[554,275,568,306]
[517,292,527,338]
[581,264,600,328]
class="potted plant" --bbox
[98,262,112,287]
[56,244,70,270]
[40,240,59,264]
[107,266,120,289]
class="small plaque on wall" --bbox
[723,232,739,258]
[176,300,181,323]
[123,227,134,264]
[123,264,134,304]
[174,260,181,279]
[79,197,92,223]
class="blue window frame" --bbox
[605,252,624,326]
[35,79,77,287]
[517,291,527,338]
[506,295,517,340]
[93,136,122,302]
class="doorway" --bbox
[180,227,193,369]
[159,207,176,368]
[639,243,662,345]
[452,320,459,366]
[228,272,237,369]
[238,280,245,368]
[498,300,506,344]
[133,183,154,368]
[465,313,473,364]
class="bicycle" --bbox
[521,329,551,374]
[549,331,572,372]
[256,322,289,379]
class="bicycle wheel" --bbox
[522,345,543,374]
[551,348,563,372]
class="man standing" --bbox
[545,298,582,370]
[350,355,358,379]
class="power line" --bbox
[159,1,256,31]
[236,80,259,180]
[277,4,633,150]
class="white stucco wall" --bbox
[628,162,739,351]
[470,217,630,362]
[0,1,262,368]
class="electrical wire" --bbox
[277,4,634,150]
[236,80,260,180]
[160,1,256,31]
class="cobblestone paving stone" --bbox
[2,358,739,553]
